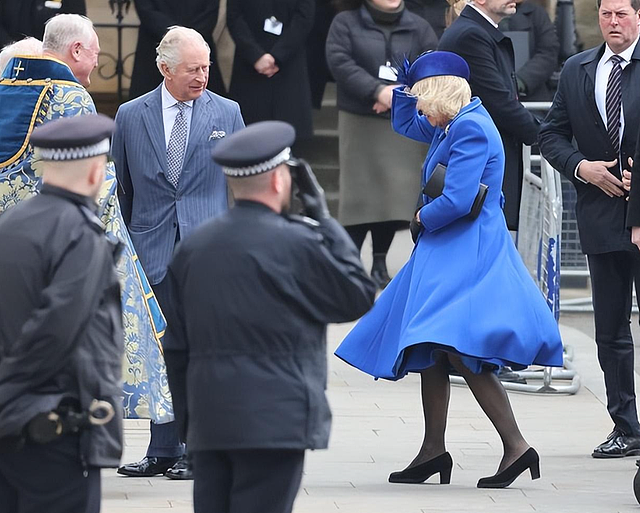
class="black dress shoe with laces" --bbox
[117,456,180,477]
[592,430,640,458]
[165,455,193,480]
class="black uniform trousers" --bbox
[587,250,640,436]
[0,434,100,513]
[147,276,184,458]
[193,449,305,513]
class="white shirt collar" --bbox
[468,3,499,29]
[161,81,194,111]
[602,35,639,64]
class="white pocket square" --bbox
[209,130,226,140]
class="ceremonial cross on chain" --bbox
[13,61,25,78]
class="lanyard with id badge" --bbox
[379,61,398,82]
[264,16,283,36]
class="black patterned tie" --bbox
[605,54,623,156]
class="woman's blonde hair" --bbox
[410,75,472,123]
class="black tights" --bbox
[411,352,530,474]
[345,221,406,253]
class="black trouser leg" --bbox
[193,449,305,513]
[345,224,369,252]
[0,434,100,513]
[146,277,185,457]
[588,251,640,436]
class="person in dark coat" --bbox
[540,0,640,458]
[0,0,86,47]
[405,0,449,37]
[498,0,560,102]
[227,0,315,139]
[128,0,226,100]
[438,0,539,230]
[0,114,123,513]
[163,121,376,513]
[326,0,438,289]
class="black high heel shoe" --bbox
[388,452,453,484]
[477,447,540,489]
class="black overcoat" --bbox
[540,43,640,254]
[163,201,375,451]
[498,1,559,102]
[129,0,225,100]
[438,5,539,230]
[227,0,315,139]
[0,0,86,47]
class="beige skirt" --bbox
[338,110,427,226]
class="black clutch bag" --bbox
[423,163,488,220]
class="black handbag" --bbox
[423,163,488,220]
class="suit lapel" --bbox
[182,92,213,170]
[142,86,168,172]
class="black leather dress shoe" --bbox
[117,456,180,477]
[592,430,640,458]
[165,455,193,480]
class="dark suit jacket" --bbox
[438,5,539,230]
[129,0,225,99]
[112,85,245,284]
[164,201,375,450]
[539,43,640,254]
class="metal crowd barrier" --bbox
[454,101,581,394]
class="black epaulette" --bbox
[77,204,124,261]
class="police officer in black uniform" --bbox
[163,121,376,513]
[0,114,124,513]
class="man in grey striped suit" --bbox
[112,26,244,479]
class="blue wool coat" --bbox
[335,89,563,379]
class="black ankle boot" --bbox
[371,253,391,290]
[477,447,540,488]
[388,452,453,484]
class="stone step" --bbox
[312,100,338,132]
[296,129,339,167]
[312,163,340,193]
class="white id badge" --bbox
[44,0,62,8]
[264,17,283,36]
[378,64,397,81]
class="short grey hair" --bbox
[156,26,209,73]
[42,14,95,54]
[0,37,43,72]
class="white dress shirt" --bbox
[575,37,639,183]
[468,3,499,29]
[161,82,194,149]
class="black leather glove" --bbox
[291,158,330,220]
[410,206,423,243]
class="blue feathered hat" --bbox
[396,51,470,88]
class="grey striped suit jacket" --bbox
[112,85,244,285]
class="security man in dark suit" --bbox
[438,0,539,231]
[539,0,640,458]
[163,121,376,513]
[0,114,123,513]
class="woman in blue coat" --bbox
[335,52,563,489]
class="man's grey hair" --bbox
[156,26,210,73]
[597,0,640,9]
[0,37,42,73]
[42,14,95,54]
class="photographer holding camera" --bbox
[161,120,376,513]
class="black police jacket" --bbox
[164,201,376,451]
[0,184,123,467]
